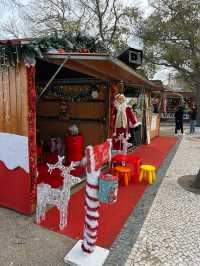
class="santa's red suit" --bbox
[112,94,139,150]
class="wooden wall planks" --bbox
[0,64,28,136]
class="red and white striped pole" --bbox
[81,146,100,253]
[81,139,112,253]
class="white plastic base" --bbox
[64,240,109,266]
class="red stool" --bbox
[111,154,129,166]
[114,165,131,186]
[110,153,129,176]
[126,155,142,183]
[111,154,142,183]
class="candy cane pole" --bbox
[81,146,100,253]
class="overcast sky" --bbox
[0,0,151,20]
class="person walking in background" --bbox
[175,104,184,135]
[129,103,142,146]
[189,104,197,134]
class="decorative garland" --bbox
[27,65,38,212]
[0,33,109,68]
[37,83,99,102]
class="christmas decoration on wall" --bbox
[91,84,99,99]
[59,101,69,121]
[38,83,101,102]
[67,124,79,136]
[91,90,99,99]
[0,45,19,68]
[0,47,10,68]
[36,156,81,230]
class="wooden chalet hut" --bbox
[0,38,158,214]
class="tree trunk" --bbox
[194,83,200,126]
[191,169,200,189]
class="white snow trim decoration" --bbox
[0,132,29,173]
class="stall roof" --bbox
[151,85,166,92]
[0,37,160,89]
[44,53,158,89]
[164,90,183,97]
[0,38,35,45]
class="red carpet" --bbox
[38,136,177,248]
[130,136,177,166]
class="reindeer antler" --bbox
[61,161,76,178]
[47,156,80,183]
[47,155,65,174]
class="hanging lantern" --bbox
[98,173,118,204]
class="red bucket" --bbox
[65,135,84,162]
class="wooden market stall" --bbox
[159,89,195,121]
[0,38,159,214]
[149,81,166,139]
[36,59,109,149]
[124,81,162,143]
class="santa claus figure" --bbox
[112,94,140,150]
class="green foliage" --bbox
[138,0,200,86]
[0,33,109,67]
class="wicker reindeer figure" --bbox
[122,133,132,154]
[36,156,81,230]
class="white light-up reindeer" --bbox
[115,132,132,154]
[122,133,132,154]
[36,156,81,230]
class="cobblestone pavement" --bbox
[105,124,182,266]
[125,128,200,266]
[0,208,75,266]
